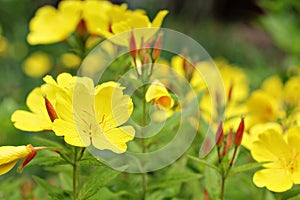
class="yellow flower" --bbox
[99,9,168,47]
[145,80,174,110]
[11,73,76,132]
[251,126,300,192]
[241,122,282,150]
[0,145,33,175]
[53,78,135,153]
[22,52,52,78]
[246,90,284,127]
[27,1,82,44]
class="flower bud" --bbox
[45,97,58,122]
[129,30,137,58]
[227,83,234,102]
[223,128,233,156]
[151,32,163,61]
[215,121,224,147]
[234,117,245,147]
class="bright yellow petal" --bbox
[253,168,293,192]
[145,81,174,109]
[93,126,135,153]
[287,126,300,153]
[27,2,81,45]
[152,10,169,27]
[0,146,32,165]
[11,110,52,132]
[0,160,18,175]
[251,129,289,162]
[95,82,133,127]
[53,119,89,147]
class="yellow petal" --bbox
[251,129,289,162]
[253,168,293,192]
[0,161,18,175]
[93,126,135,153]
[53,119,89,147]
[11,110,52,132]
[95,82,133,127]
[27,2,81,45]
[152,10,169,27]
[0,145,32,165]
[145,81,174,110]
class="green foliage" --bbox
[77,165,123,200]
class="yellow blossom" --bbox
[11,73,76,132]
[145,80,174,110]
[0,145,33,175]
[22,52,52,78]
[53,78,135,153]
[251,126,300,192]
[27,1,82,44]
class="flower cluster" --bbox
[242,74,300,192]
[27,0,168,46]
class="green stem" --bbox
[220,176,225,200]
[141,84,147,200]
[73,147,78,200]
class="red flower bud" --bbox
[45,97,58,122]
[234,117,245,147]
[215,121,224,147]
[129,30,137,58]
[223,128,233,156]
[152,33,163,61]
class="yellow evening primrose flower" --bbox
[11,73,76,132]
[27,1,82,44]
[0,145,33,175]
[145,80,174,110]
[251,126,300,192]
[53,78,135,153]
[103,10,169,47]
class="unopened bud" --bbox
[215,121,224,147]
[228,83,234,102]
[152,33,163,61]
[129,30,137,58]
[45,97,58,122]
[223,128,233,156]
[234,117,245,147]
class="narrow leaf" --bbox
[228,162,267,177]
[187,155,221,174]
[148,172,203,190]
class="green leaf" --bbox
[30,155,67,166]
[148,172,203,190]
[32,136,65,149]
[78,153,103,166]
[187,155,221,174]
[77,165,123,200]
[33,176,71,200]
[227,162,267,177]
